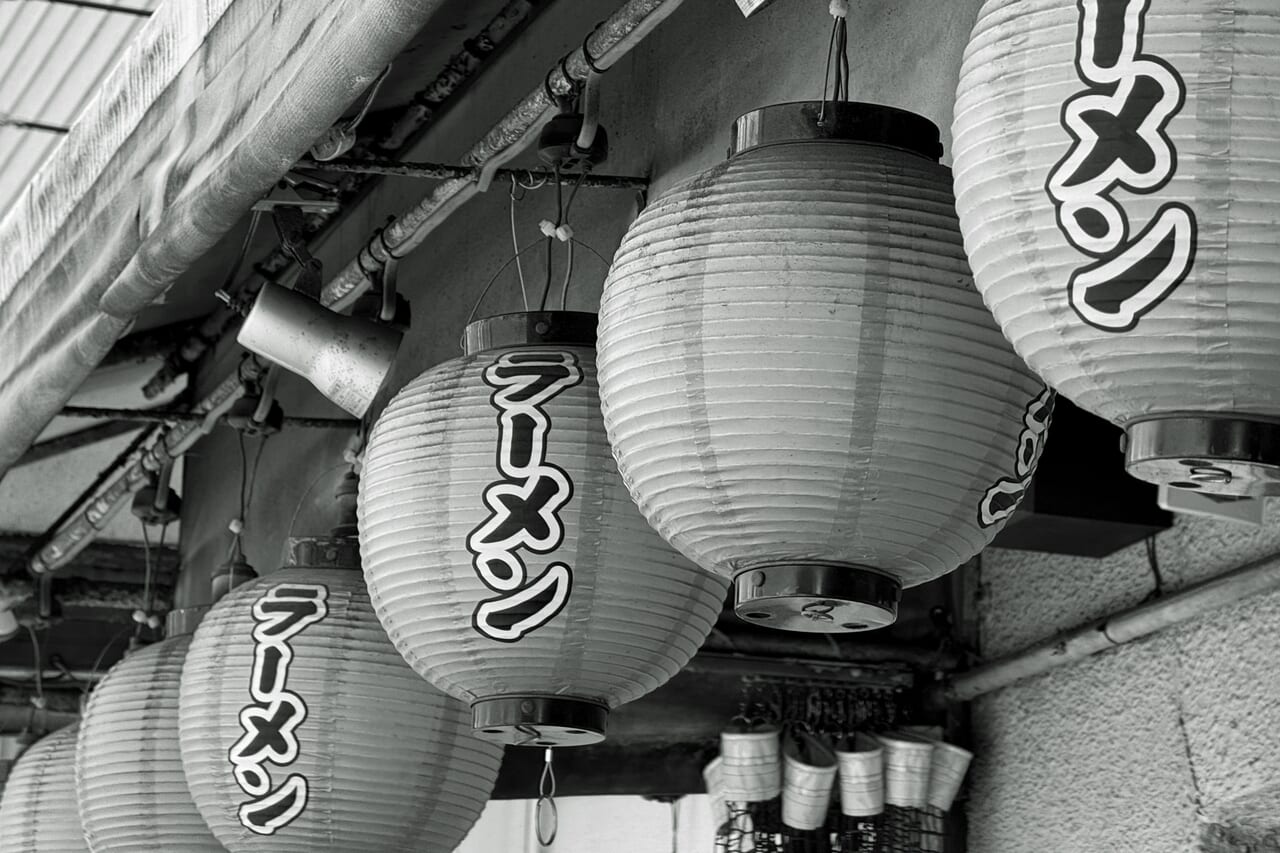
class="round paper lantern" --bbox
[178,537,503,852]
[359,311,729,746]
[952,0,1280,496]
[77,608,224,852]
[597,101,1049,633]
[0,726,88,853]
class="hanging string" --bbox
[536,747,559,847]
[83,627,132,700]
[466,239,546,328]
[670,799,680,853]
[227,432,268,564]
[510,176,531,311]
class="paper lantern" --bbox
[76,608,224,852]
[178,537,503,852]
[359,311,729,746]
[597,101,1049,632]
[0,726,87,853]
[952,0,1280,496]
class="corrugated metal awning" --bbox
[0,0,161,218]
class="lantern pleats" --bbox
[0,726,88,853]
[178,567,503,853]
[952,1,1280,426]
[597,139,1046,589]
[76,636,224,852]
[359,344,728,708]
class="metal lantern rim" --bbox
[732,563,902,633]
[462,310,598,355]
[286,534,362,570]
[471,695,609,748]
[729,101,944,162]
[1124,414,1280,497]
[164,605,209,637]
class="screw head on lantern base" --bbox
[472,696,609,747]
[733,564,901,633]
[1125,415,1280,497]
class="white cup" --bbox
[782,732,838,830]
[720,725,782,802]
[879,733,934,808]
[836,733,884,817]
[926,741,973,812]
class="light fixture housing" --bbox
[236,283,401,418]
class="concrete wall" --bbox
[175,1,1280,851]
[971,509,1280,853]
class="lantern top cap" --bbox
[729,101,943,161]
[463,311,597,356]
[165,605,210,637]
[285,535,361,571]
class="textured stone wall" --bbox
[969,507,1280,853]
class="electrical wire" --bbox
[220,210,263,299]
[137,521,156,639]
[23,625,43,711]
[1144,536,1164,600]
[539,165,564,312]
[555,169,590,311]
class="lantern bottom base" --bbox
[1125,415,1280,497]
[733,563,901,633]
[472,696,609,747]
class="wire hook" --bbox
[536,747,558,847]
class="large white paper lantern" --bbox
[952,0,1280,496]
[77,609,224,852]
[178,537,503,852]
[359,312,730,746]
[0,726,88,853]
[597,102,1048,633]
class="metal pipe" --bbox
[0,666,103,684]
[0,117,69,134]
[319,0,687,311]
[937,549,1280,704]
[6,0,153,16]
[304,158,648,189]
[14,420,142,469]
[29,373,249,576]
[58,405,356,429]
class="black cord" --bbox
[1144,536,1164,599]
[539,165,564,311]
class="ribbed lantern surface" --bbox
[178,557,503,852]
[597,102,1048,633]
[77,634,224,852]
[359,311,729,746]
[0,726,88,853]
[952,0,1280,496]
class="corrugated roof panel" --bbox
[0,0,161,217]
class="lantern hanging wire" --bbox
[820,0,851,121]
